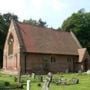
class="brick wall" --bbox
[3,21,21,74]
[21,53,78,74]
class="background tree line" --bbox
[62,9,90,53]
[0,9,90,67]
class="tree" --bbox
[38,19,47,27]
[61,9,90,53]
[23,18,47,27]
[3,13,18,26]
[23,18,38,26]
[0,13,18,67]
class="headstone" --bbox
[78,70,82,73]
[71,78,79,84]
[40,75,43,82]
[42,79,49,90]
[86,70,90,74]
[47,72,52,87]
[42,72,52,90]
[65,69,69,73]
[47,72,52,77]
[31,73,35,79]
[27,80,30,90]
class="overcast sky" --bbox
[0,0,90,28]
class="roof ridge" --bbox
[70,31,82,48]
[18,22,69,33]
[14,21,27,51]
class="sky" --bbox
[0,0,90,29]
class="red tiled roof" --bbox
[16,23,80,55]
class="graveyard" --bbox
[0,72,90,90]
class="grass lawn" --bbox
[0,73,90,90]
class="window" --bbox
[8,34,14,55]
[51,56,56,63]
[67,57,72,62]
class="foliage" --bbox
[62,9,90,53]
[14,76,18,82]
[23,18,38,25]
[38,19,47,27]
[4,81,10,86]
[16,83,23,89]
[23,18,47,27]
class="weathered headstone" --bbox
[86,70,90,74]
[71,78,79,84]
[42,72,52,90]
[31,73,35,79]
[47,72,52,87]
[27,80,30,90]
[40,75,43,82]
[42,79,49,90]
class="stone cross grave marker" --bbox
[42,72,52,90]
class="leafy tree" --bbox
[3,13,18,26]
[38,19,47,27]
[23,18,38,26]
[23,18,47,27]
[61,9,90,53]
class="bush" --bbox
[37,83,41,87]
[4,81,10,86]
[14,77,18,82]
[16,83,23,89]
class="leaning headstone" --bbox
[27,80,30,90]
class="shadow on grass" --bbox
[0,80,24,90]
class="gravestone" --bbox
[71,78,79,84]
[42,79,49,90]
[31,73,35,79]
[40,75,43,82]
[47,72,52,87]
[86,70,90,74]
[42,72,52,90]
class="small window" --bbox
[51,56,56,63]
[8,34,14,55]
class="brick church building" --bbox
[3,20,90,74]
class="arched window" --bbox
[8,34,14,55]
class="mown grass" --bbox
[0,73,90,90]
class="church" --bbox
[3,20,90,74]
